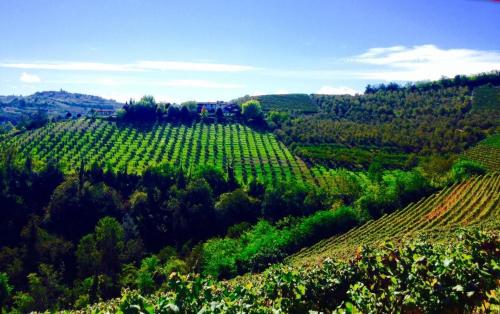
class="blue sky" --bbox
[1,0,499,102]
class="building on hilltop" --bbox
[196,101,240,116]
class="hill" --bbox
[461,134,500,172]
[278,77,500,155]
[1,119,318,185]
[0,90,123,123]
[289,173,500,266]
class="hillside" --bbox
[0,90,123,123]
[236,93,318,113]
[289,173,500,266]
[1,119,317,185]
[461,134,500,172]
[278,78,500,155]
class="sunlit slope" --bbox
[462,134,500,172]
[289,173,500,266]
[2,119,319,185]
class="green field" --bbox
[289,173,500,266]
[1,118,320,185]
[461,134,500,172]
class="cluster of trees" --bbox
[365,70,500,94]
[0,148,323,311]
[117,96,266,126]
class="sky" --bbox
[1,0,500,103]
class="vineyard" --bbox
[461,134,500,172]
[0,118,320,185]
[253,93,318,113]
[289,173,500,266]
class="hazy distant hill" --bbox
[0,90,123,122]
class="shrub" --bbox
[451,160,486,181]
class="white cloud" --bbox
[136,61,253,72]
[19,72,41,83]
[317,86,357,95]
[352,44,500,81]
[162,79,242,89]
[1,60,254,73]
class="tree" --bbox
[0,272,12,314]
[181,101,198,113]
[45,177,123,241]
[215,189,259,230]
[166,105,179,121]
[76,217,125,299]
[179,106,191,122]
[241,100,263,122]
[215,107,224,121]
[122,95,157,120]
[95,217,125,279]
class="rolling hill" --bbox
[289,173,500,267]
[1,118,319,185]
[0,90,123,123]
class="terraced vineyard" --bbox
[289,173,500,266]
[1,118,318,185]
[461,134,500,172]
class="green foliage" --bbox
[122,96,158,121]
[280,81,499,154]
[295,144,414,170]
[76,217,126,300]
[201,207,359,278]
[92,228,499,313]
[180,100,197,113]
[241,100,263,122]
[249,93,318,113]
[46,176,124,241]
[473,84,500,109]
[0,272,12,313]
[266,110,290,128]
[136,256,160,295]
[215,189,259,229]
[451,160,486,181]
[262,181,310,220]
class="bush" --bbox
[451,160,486,181]
[241,100,263,122]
